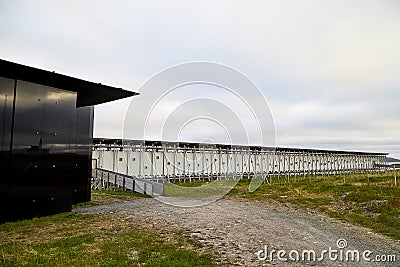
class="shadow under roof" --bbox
[0,59,138,107]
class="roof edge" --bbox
[0,59,139,107]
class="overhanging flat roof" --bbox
[93,138,388,155]
[0,59,138,107]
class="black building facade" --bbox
[0,59,137,223]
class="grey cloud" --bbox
[0,0,399,158]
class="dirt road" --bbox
[75,197,400,266]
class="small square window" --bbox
[119,158,123,161]
[156,156,160,159]
[132,158,136,161]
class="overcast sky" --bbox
[1,0,399,158]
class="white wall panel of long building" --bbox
[92,139,388,182]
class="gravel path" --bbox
[75,197,400,266]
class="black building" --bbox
[0,59,137,223]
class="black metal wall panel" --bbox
[0,79,93,223]
[74,106,94,204]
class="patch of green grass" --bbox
[0,211,216,267]
[164,180,237,198]
[92,189,147,198]
[290,197,332,206]
[174,180,210,187]
[73,190,148,208]
[227,172,400,239]
[0,212,83,232]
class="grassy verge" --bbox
[73,190,149,208]
[227,172,400,240]
[164,180,236,199]
[0,193,215,266]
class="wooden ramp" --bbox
[91,169,164,196]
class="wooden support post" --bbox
[233,148,237,181]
